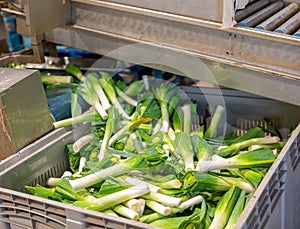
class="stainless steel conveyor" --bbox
[1,0,300,106]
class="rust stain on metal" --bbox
[0,105,12,143]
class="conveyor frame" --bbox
[2,0,300,106]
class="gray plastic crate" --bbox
[236,124,300,229]
[0,127,158,229]
[0,87,300,229]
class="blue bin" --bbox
[22,35,31,48]
[6,33,23,52]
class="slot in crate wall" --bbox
[1,87,300,229]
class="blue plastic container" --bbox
[6,33,23,52]
[3,17,16,35]
[294,29,300,36]
[56,45,94,58]
[22,35,31,48]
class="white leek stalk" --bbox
[73,133,94,153]
[70,154,146,190]
[140,196,203,224]
[99,72,130,119]
[218,136,280,157]
[94,102,108,120]
[123,199,142,213]
[47,178,60,187]
[144,191,183,207]
[198,148,276,172]
[116,86,138,107]
[182,104,191,133]
[138,198,146,216]
[146,200,171,216]
[61,171,73,178]
[113,205,139,220]
[75,186,149,212]
[87,73,111,111]
[73,157,87,177]
[124,177,161,193]
[168,127,176,141]
[178,195,203,211]
[70,163,128,190]
[174,132,195,171]
[152,119,162,134]
[158,179,182,189]
[98,107,119,161]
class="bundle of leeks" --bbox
[26,65,285,229]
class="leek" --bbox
[248,142,285,151]
[174,132,195,171]
[74,185,149,211]
[34,179,90,202]
[168,96,179,116]
[78,79,108,120]
[139,212,164,224]
[124,198,142,213]
[173,106,184,133]
[41,74,73,85]
[150,215,191,229]
[73,133,95,153]
[124,177,162,193]
[224,190,246,229]
[25,185,55,199]
[124,80,144,96]
[108,117,151,147]
[134,94,161,120]
[73,157,87,177]
[70,145,167,190]
[116,86,138,107]
[218,136,280,157]
[99,72,130,119]
[152,82,177,133]
[98,107,119,161]
[86,73,111,111]
[183,171,232,193]
[240,169,263,188]
[53,111,102,128]
[66,64,85,81]
[150,208,202,229]
[132,131,144,152]
[140,196,203,224]
[132,173,182,190]
[69,156,143,190]
[204,105,225,139]
[114,205,139,220]
[143,191,183,207]
[146,200,171,216]
[138,198,146,216]
[182,102,197,133]
[228,126,265,145]
[208,186,241,229]
[71,91,82,117]
[219,176,255,193]
[178,195,203,211]
[199,148,276,172]
[192,135,212,171]
[156,179,182,189]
